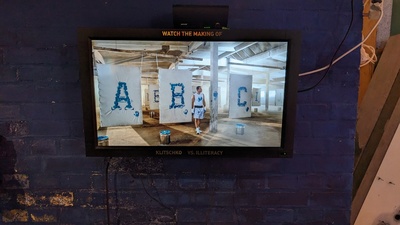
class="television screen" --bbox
[78,28,301,157]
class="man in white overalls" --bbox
[191,86,206,134]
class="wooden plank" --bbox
[354,123,400,224]
[354,68,400,200]
[352,84,400,224]
[358,65,375,106]
[358,3,378,106]
[357,34,400,152]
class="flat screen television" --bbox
[78,28,301,157]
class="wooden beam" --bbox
[353,34,400,224]
[357,34,400,153]
[352,87,400,224]
[358,1,379,106]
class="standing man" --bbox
[192,86,206,134]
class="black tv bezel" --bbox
[78,28,301,158]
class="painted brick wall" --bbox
[0,0,362,224]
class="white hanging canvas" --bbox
[252,88,261,106]
[97,64,142,127]
[229,74,252,118]
[158,68,192,124]
[148,84,159,110]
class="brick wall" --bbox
[0,1,362,224]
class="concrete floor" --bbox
[97,110,282,147]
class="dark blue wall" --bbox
[0,1,362,224]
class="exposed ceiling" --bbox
[92,40,288,88]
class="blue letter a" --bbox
[111,82,133,110]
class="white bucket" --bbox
[236,123,245,135]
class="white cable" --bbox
[299,0,384,76]
[360,44,370,63]
[360,43,378,67]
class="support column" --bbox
[265,73,270,111]
[224,58,231,112]
[209,42,218,132]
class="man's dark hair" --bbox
[196,86,201,91]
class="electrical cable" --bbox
[331,1,383,68]
[298,0,355,92]
[113,169,121,225]
[140,178,173,211]
[105,157,112,225]
[359,1,383,67]
[298,1,384,92]
[360,43,378,67]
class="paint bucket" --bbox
[98,135,109,146]
[160,130,171,145]
[236,123,245,135]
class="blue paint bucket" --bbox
[160,130,171,144]
[98,135,109,146]
[236,123,245,135]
